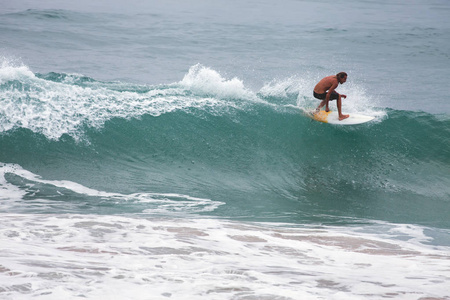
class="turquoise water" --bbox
[1,1,450,299]
[1,69,449,228]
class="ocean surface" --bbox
[1,0,450,299]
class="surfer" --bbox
[313,72,349,121]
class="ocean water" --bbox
[1,0,450,299]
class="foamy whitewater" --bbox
[1,0,450,299]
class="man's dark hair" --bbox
[337,72,347,79]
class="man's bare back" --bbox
[314,75,339,94]
[313,73,349,121]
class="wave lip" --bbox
[1,60,389,141]
[1,62,260,140]
[179,64,257,101]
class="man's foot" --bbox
[314,108,320,114]
[325,107,330,112]
[339,114,350,121]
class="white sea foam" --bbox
[0,61,270,140]
[0,62,245,140]
[0,59,36,84]
[0,213,448,300]
[179,64,257,101]
[259,76,314,101]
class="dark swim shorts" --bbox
[313,91,339,101]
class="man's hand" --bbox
[341,94,347,99]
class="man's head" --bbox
[336,72,347,84]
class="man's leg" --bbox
[337,95,349,120]
[316,100,328,112]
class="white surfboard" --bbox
[307,110,375,125]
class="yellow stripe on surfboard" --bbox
[312,110,332,123]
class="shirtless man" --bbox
[313,72,349,120]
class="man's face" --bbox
[339,76,347,84]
